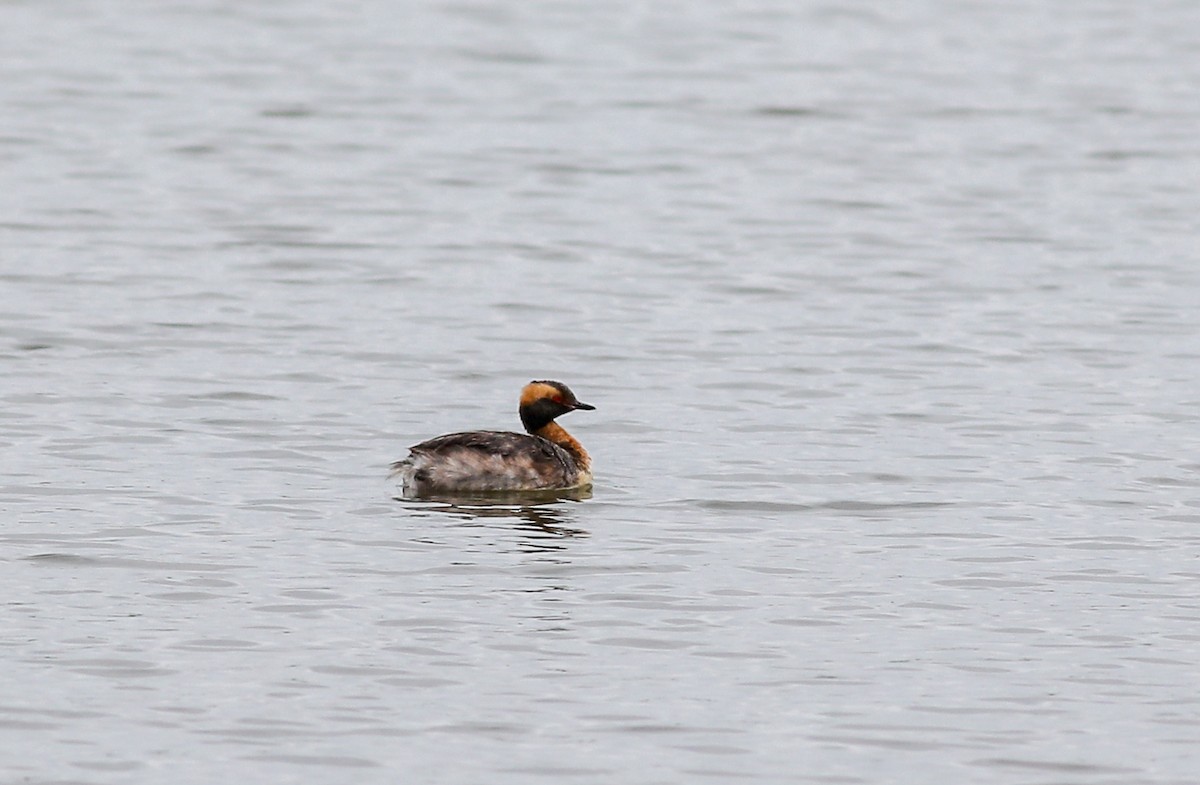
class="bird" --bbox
[392,380,595,496]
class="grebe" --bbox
[392,380,595,495]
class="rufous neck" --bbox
[534,422,590,468]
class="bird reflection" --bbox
[394,487,590,551]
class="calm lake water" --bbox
[3,1,1200,783]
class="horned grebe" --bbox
[392,380,595,496]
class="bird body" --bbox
[393,381,594,496]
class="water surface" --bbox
[3,1,1200,783]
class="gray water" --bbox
[3,1,1200,783]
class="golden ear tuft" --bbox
[520,381,560,407]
